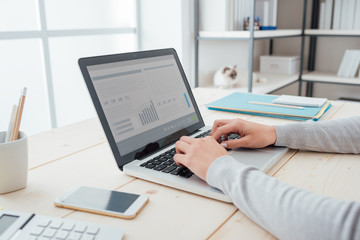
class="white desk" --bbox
[1,88,360,239]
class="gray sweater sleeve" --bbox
[206,117,360,240]
[275,116,360,153]
[207,156,360,240]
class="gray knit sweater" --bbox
[207,116,360,240]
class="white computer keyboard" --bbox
[0,210,124,240]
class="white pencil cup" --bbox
[0,131,28,194]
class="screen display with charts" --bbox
[87,55,199,156]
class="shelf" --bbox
[251,73,299,93]
[302,72,360,85]
[305,29,360,37]
[200,73,299,94]
[198,29,302,40]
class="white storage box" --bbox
[260,55,300,75]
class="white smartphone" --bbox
[54,186,149,219]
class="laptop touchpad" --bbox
[229,147,281,169]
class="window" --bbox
[0,0,138,135]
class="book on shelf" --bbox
[332,0,342,29]
[319,1,326,29]
[337,50,360,78]
[324,0,333,29]
[199,0,278,32]
[355,0,360,30]
[346,0,356,29]
[328,0,360,30]
[255,0,277,30]
[321,0,360,30]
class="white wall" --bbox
[138,0,194,85]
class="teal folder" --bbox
[206,92,331,121]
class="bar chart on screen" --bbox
[138,100,159,126]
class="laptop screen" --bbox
[79,49,204,169]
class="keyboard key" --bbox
[67,232,82,240]
[43,228,57,238]
[74,224,87,233]
[62,222,75,231]
[86,226,100,235]
[162,161,172,165]
[55,230,69,240]
[153,160,162,165]
[180,173,193,178]
[49,220,63,229]
[37,219,51,227]
[153,165,167,171]
[145,164,156,169]
[170,167,185,175]
[30,226,44,236]
[162,165,177,173]
[228,133,240,139]
[180,169,193,178]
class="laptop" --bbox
[78,48,288,202]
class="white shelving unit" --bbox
[299,1,360,97]
[194,0,308,95]
[252,73,300,93]
[302,72,360,85]
[199,29,302,39]
[305,29,360,36]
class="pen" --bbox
[10,87,27,141]
[248,101,304,109]
[5,105,18,143]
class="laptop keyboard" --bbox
[139,130,241,178]
[139,130,212,178]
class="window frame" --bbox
[0,0,139,128]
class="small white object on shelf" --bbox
[337,50,360,78]
[260,55,300,75]
[272,95,328,108]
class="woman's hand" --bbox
[174,136,229,181]
[211,119,277,149]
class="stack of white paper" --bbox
[272,95,328,107]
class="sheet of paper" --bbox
[272,95,327,107]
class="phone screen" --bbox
[63,186,140,213]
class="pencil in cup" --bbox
[9,87,27,141]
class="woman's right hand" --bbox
[211,118,277,149]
